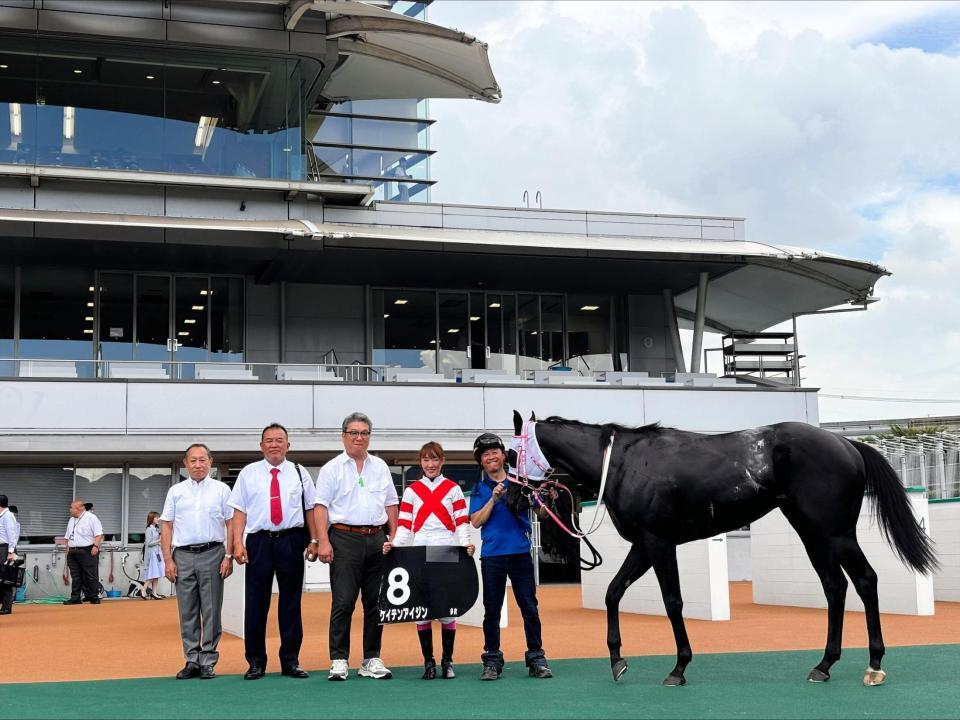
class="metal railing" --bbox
[871,433,960,499]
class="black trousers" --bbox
[244,528,308,671]
[328,528,385,661]
[0,543,13,612]
[67,546,100,602]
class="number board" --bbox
[377,546,479,625]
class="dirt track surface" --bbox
[2,582,958,684]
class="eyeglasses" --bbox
[344,430,371,438]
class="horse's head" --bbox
[509,409,554,485]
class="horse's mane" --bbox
[542,416,664,434]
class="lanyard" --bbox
[69,512,86,540]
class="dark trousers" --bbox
[244,529,308,671]
[328,528,385,661]
[67,546,100,602]
[480,552,546,669]
[0,543,13,612]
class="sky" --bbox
[425,0,960,424]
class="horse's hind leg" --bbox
[835,537,886,685]
[605,543,651,681]
[650,542,693,686]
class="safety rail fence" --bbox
[869,433,960,500]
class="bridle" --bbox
[508,420,617,570]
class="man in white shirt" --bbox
[161,443,234,680]
[230,423,319,680]
[62,500,104,605]
[315,411,399,681]
[0,495,19,615]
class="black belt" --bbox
[68,545,93,551]
[251,527,305,538]
[176,541,221,553]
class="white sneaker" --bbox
[358,657,392,679]
[328,659,349,681]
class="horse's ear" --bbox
[513,410,523,435]
[529,411,537,422]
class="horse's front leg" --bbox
[605,543,651,681]
[650,542,693,686]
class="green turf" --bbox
[4,645,958,719]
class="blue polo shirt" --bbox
[469,475,531,558]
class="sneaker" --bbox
[358,657,392,680]
[480,664,500,681]
[529,664,553,679]
[328,659,349,681]
[441,660,456,679]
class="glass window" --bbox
[438,292,468,377]
[567,295,613,373]
[517,294,541,370]
[19,267,94,370]
[372,289,436,369]
[0,466,73,545]
[540,295,564,365]
[210,277,244,362]
[0,266,13,377]
[74,467,123,542]
[135,275,170,363]
[127,467,173,545]
[174,276,209,375]
[98,272,134,362]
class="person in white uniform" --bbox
[315,411,399,681]
[161,443,234,680]
[62,500,104,605]
[383,441,474,679]
[0,495,20,614]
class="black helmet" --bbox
[473,432,506,464]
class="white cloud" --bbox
[427,1,960,422]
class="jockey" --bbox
[383,441,474,679]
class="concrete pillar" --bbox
[663,289,686,374]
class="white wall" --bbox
[750,491,934,615]
[929,501,960,602]
[726,531,752,581]
[579,505,730,621]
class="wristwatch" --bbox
[224,553,233,559]
[309,538,319,544]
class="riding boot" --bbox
[417,625,434,667]
[441,627,456,679]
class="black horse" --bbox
[509,411,937,687]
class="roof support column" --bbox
[690,272,709,373]
[663,289,686,374]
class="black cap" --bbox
[473,433,506,464]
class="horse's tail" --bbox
[850,440,939,574]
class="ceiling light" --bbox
[447,328,460,333]
[383,313,390,319]
[88,286,95,292]
[191,305,204,311]
[428,340,436,344]
[184,319,196,324]
[470,316,480,321]
[62,106,75,141]
[0,64,8,69]
[73,68,83,75]
[531,331,538,335]
[86,302,94,308]
[178,331,189,336]
[211,79,221,85]
[580,305,600,311]
[84,316,93,322]
[200,289,208,295]
[489,302,500,308]
[145,75,155,80]
[393,299,408,305]
[9,103,21,137]
[194,116,218,152]
[83,329,93,334]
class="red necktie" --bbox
[270,467,283,526]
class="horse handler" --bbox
[469,433,553,681]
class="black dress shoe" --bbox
[62,599,82,605]
[244,665,265,680]
[199,665,216,680]
[88,599,101,605]
[281,665,309,679]
[176,663,201,680]
[0,609,11,615]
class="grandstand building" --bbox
[0,0,886,588]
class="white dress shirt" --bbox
[228,459,315,533]
[315,452,399,526]
[0,508,19,552]
[65,511,104,547]
[161,476,234,547]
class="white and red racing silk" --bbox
[392,475,471,548]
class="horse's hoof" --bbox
[612,659,628,682]
[863,668,886,687]
[807,668,830,683]
[662,674,686,687]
